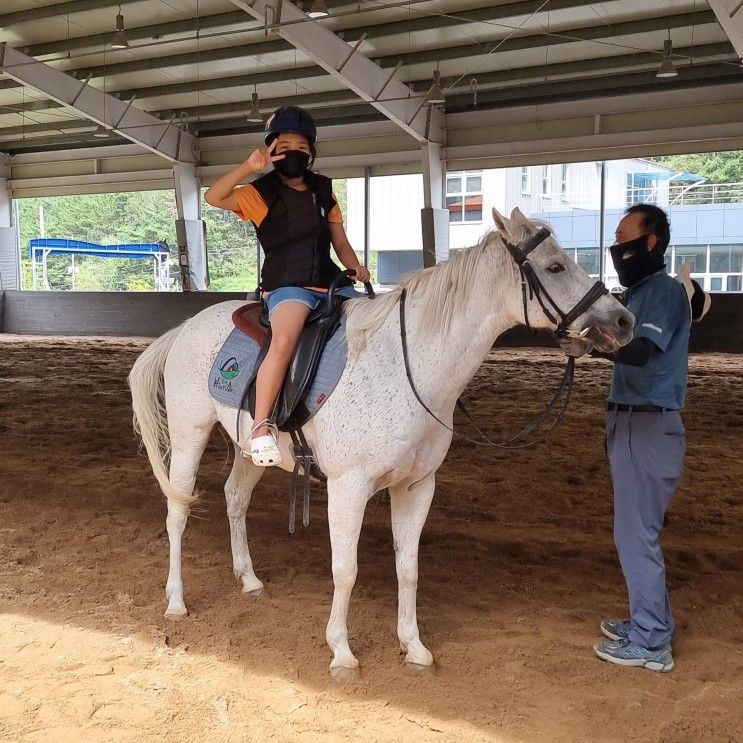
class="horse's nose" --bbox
[617,313,633,330]
[614,309,635,338]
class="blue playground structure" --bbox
[29,237,171,291]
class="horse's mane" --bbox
[344,226,509,348]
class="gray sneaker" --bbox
[594,638,674,672]
[600,618,676,643]
[601,617,630,641]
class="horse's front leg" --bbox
[325,472,372,680]
[224,444,265,595]
[389,472,436,670]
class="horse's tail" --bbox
[128,323,193,509]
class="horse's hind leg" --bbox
[164,424,212,618]
[224,444,265,595]
[389,472,436,670]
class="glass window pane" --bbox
[675,246,706,274]
[710,244,742,273]
[576,247,599,275]
[727,275,742,291]
[446,195,463,222]
[446,176,461,194]
[710,277,723,291]
[466,175,482,193]
[464,194,483,222]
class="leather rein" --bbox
[399,227,609,449]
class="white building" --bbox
[345,158,742,293]
[345,159,672,281]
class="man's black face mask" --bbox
[610,234,665,288]
[274,150,311,179]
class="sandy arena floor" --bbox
[0,334,741,743]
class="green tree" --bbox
[649,151,743,184]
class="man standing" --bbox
[563,204,708,673]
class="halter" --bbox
[399,227,610,449]
[503,227,609,338]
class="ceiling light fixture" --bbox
[656,36,678,78]
[425,65,446,105]
[92,124,110,138]
[110,6,129,49]
[246,91,264,123]
[308,0,330,19]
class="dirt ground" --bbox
[0,334,741,743]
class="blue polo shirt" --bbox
[609,270,691,410]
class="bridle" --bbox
[504,226,608,338]
[399,226,610,449]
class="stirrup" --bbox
[247,419,282,467]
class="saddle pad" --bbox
[209,315,348,418]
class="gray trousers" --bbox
[606,409,686,648]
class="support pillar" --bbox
[420,141,449,268]
[173,163,209,291]
[0,156,21,291]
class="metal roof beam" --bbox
[0,40,731,129]
[0,47,740,138]
[0,44,198,164]
[122,40,736,106]
[0,7,718,95]
[708,0,743,59]
[227,0,444,144]
[0,0,141,26]
[21,0,588,58]
[21,0,435,57]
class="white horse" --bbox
[128,208,634,679]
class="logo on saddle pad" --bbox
[219,357,240,380]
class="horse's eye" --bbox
[548,263,565,274]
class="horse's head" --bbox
[491,207,634,351]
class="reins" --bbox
[399,227,608,449]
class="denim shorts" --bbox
[264,286,328,318]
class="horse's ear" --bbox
[492,207,511,235]
[510,207,529,225]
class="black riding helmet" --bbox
[264,106,317,145]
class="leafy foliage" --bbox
[18,179,362,291]
[649,152,743,184]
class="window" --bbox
[674,246,706,274]
[626,173,657,206]
[560,164,568,200]
[446,171,483,223]
[728,275,742,292]
[541,166,550,196]
[710,277,723,291]
[576,247,599,276]
[521,166,531,195]
[710,244,743,273]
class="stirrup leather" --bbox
[247,419,282,467]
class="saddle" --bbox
[232,288,354,432]
[232,271,375,532]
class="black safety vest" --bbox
[250,170,350,291]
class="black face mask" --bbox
[274,150,311,179]
[610,234,665,288]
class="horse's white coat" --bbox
[129,209,634,676]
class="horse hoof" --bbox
[330,665,360,682]
[243,586,263,598]
[405,660,436,675]
[164,601,188,620]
